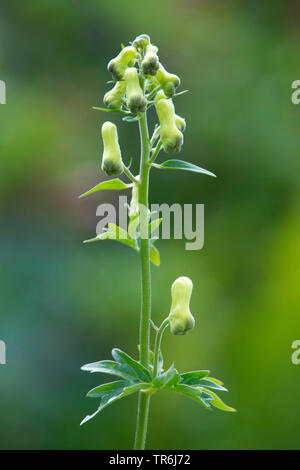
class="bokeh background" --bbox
[1,0,300,450]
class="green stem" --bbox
[123,165,139,184]
[134,100,151,450]
[149,139,162,164]
[153,318,169,377]
[134,392,151,450]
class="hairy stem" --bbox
[134,103,151,450]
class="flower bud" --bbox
[156,63,180,97]
[155,96,183,154]
[101,121,123,176]
[168,276,195,335]
[142,44,159,76]
[103,81,126,110]
[124,67,147,114]
[133,34,150,50]
[107,46,137,80]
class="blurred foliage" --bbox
[0,0,300,449]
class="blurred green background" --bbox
[1,0,300,450]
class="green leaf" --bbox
[84,224,138,251]
[198,387,236,412]
[87,380,130,397]
[93,106,129,114]
[79,179,133,198]
[149,218,162,237]
[180,370,210,385]
[196,378,228,392]
[153,364,180,389]
[173,89,189,97]
[150,244,160,266]
[111,349,152,383]
[152,160,216,178]
[81,382,150,425]
[81,360,141,382]
[200,391,215,408]
[172,384,211,409]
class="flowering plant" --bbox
[80,34,235,449]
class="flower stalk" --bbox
[134,104,151,450]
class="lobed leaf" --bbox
[152,159,216,178]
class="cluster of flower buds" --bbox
[101,34,186,176]
[168,276,195,335]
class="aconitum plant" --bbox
[80,34,235,450]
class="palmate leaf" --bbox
[152,159,216,178]
[81,382,150,425]
[79,179,133,198]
